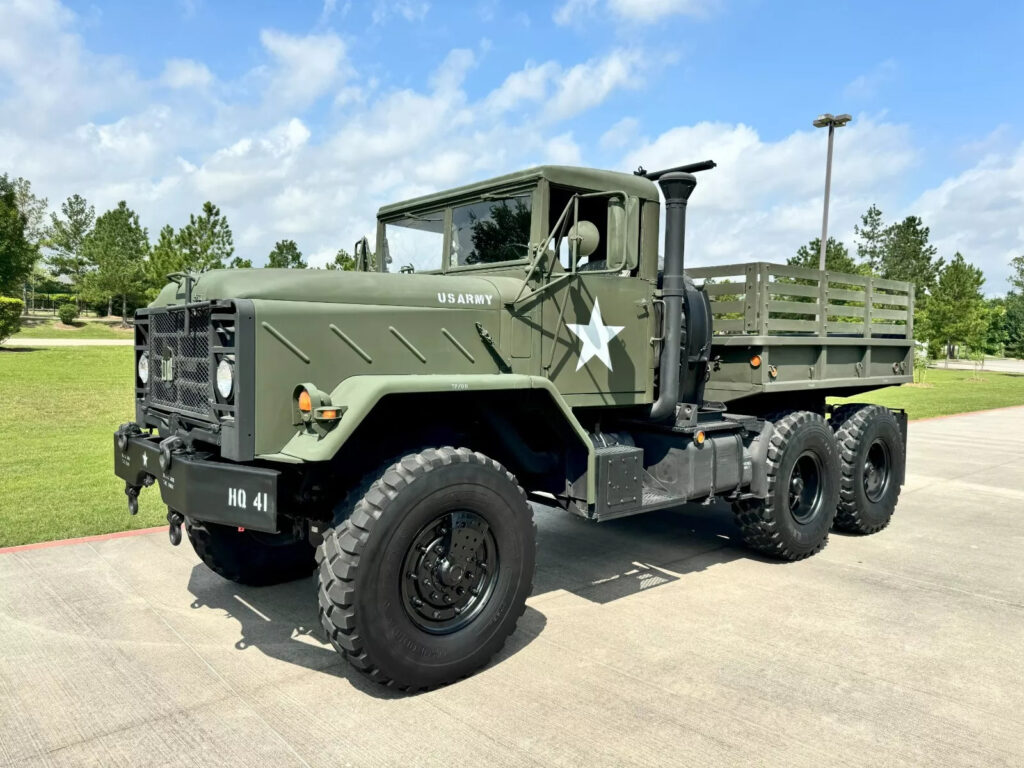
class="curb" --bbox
[0,526,166,555]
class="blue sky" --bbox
[2,0,1022,290]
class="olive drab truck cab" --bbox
[115,160,913,689]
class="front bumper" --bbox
[113,426,280,532]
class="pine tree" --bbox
[47,194,96,304]
[880,216,945,300]
[82,202,149,326]
[923,253,987,358]
[789,237,865,274]
[266,239,307,268]
[146,225,185,295]
[854,204,885,274]
[176,201,234,271]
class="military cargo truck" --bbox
[114,160,913,689]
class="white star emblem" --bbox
[142,452,148,468]
[566,298,624,372]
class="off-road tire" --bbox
[185,518,316,586]
[317,447,535,691]
[733,410,840,561]
[829,403,867,432]
[833,405,904,534]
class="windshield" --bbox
[384,212,445,272]
[450,196,531,266]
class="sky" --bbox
[1,0,1022,291]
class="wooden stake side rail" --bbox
[686,262,915,340]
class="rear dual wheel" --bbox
[831,404,904,534]
[733,411,841,561]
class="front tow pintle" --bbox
[167,510,184,546]
[125,484,140,516]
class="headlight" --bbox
[216,358,234,398]
[137,352,149,384]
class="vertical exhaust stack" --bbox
[649,171,698,421]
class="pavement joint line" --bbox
[83,542,317,768]
[826,558,1024,611]
[522,627,856,766]
[901,452,1024,498]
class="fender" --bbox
[267,374,597,503]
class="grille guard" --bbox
[134,298,256,462]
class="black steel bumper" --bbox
[113,426,280,532]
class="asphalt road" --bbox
[2,407,1023,767]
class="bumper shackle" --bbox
[167,510,185,546]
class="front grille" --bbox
[149,305,212,417]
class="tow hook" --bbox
[125,484,141,516]
[167,510,185,546]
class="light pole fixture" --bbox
[813,112,852,270]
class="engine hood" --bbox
[150,268,526,310]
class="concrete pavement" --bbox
[2,407,1024,767]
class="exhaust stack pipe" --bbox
[649,172,698,421]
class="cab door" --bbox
[542,271,653,403]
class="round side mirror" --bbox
[567,220,600,259]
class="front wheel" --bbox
[733,411,840,561]
[317,447,535,690]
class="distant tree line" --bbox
[789,204,1024,360]
[0,172,361,326]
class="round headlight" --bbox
[137,352,149,384]
[216,358,234,399]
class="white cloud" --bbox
[843,59,898,102]
[545,133,583,165]
[2,0,1017,289]
[259,29,348,108]
[600,117,639,150]
[161,58,213,90]
[623,118,918,269]
[553,0,597,25]
[912,145,1024,292]
[555,0,714,25]
[546,50,644,121]
[372,0,429,24]
[485,50,644,121]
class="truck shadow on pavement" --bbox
[185,501,760,694]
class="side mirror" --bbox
[606,197,635,271]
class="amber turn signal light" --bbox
[298,390,312,413]
[750,355,762,368]
[694,430,706,445]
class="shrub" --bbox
[913,344,929,384]
[0,296,24,344]
[58,302,78,325]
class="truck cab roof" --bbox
[376,165,661,220]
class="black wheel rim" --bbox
[788,451,824,524]
[400,510,498,635]
[863,439,892,503]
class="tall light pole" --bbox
[813,112,851,270]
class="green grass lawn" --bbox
[830,368,1024,420]
[0,346,164,548]
[2,347,1024,548]
[14,317,134,339]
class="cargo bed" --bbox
[686,262,914,403]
